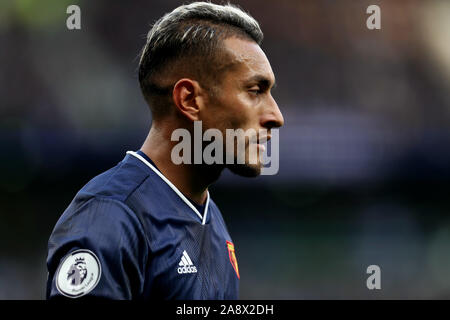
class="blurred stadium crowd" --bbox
[1,0,449,299]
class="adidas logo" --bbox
[177,250,197,274]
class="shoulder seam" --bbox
[89,195,151,250]
[124,174,151,203]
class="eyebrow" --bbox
[246,75,277,89]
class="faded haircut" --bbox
[138,1,263,118]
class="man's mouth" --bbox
[247,134,271,153]
[257,134,271,151]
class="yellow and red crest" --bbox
[226,241,240,279]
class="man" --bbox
[46,1,283,300]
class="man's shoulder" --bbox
[55,152,167,232]
[77,152,153,203]
[51,153,155,230]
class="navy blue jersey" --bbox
[46,151,240,300]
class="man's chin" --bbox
[226,163,262,178]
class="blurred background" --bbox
[1,0,450,299]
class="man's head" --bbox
[139,2,284,177]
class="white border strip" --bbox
[202,192,210,225]
[126,151,209,225]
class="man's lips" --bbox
[258,135,271,143]
[254,135,271,152]
[257,143,266,152]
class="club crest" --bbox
[226,241,240,279]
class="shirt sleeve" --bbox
[46,196,149,300]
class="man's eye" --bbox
[249,88,261,95]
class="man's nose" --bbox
[260,95,284,130]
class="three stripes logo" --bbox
[177,250,198,274]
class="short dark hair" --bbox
[138,2,263,118]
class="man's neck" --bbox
[140,125,223,205]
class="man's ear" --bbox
[172,79,205,122]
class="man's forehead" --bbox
[222,37,275,83]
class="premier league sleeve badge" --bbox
[55,249,102,298]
